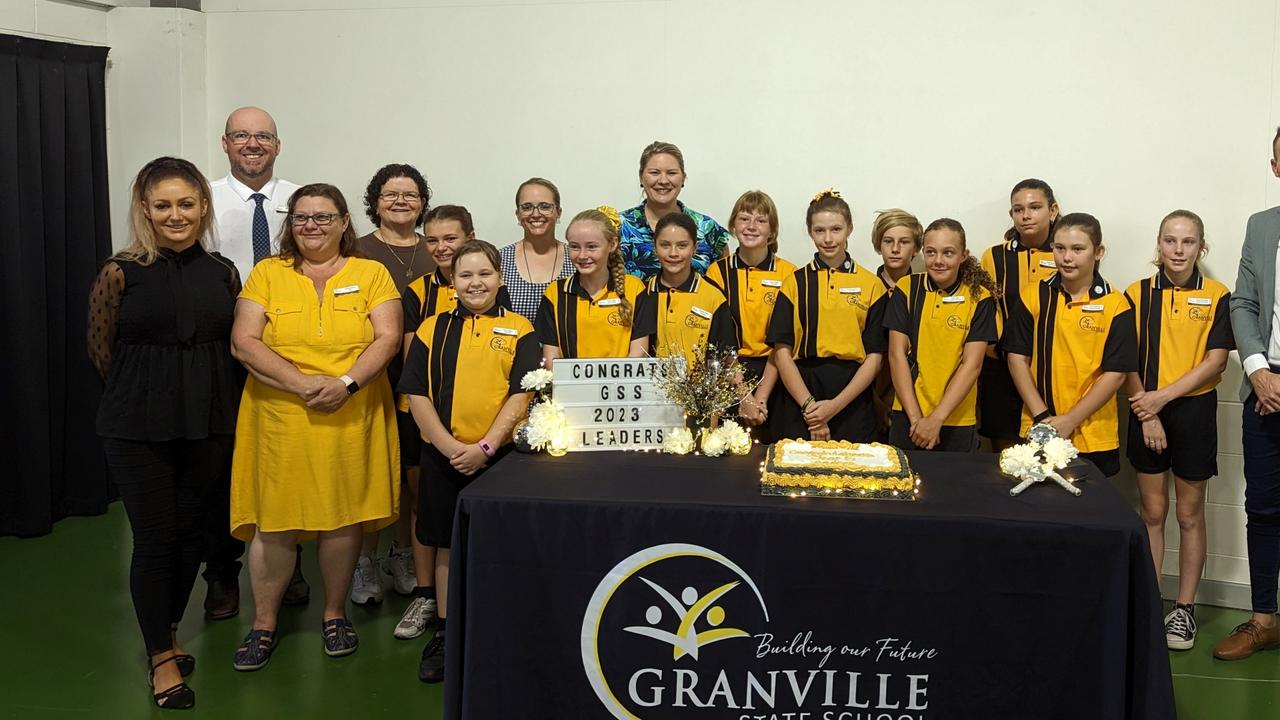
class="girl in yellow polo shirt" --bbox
[884,218,997,451]
[706,191,797,436]
[1124,210,1233,650]
[767,189,889,442]
[536,206,644,364]
[628,212,737,363]
[1002,212,1137,477]
[397,239,540,683]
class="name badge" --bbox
[1038,259,1057,268]
[334,285,360,296]
[942,295,965,304]
[690,306,713,320]
[839,287,862,295]
[1081,304,1104,312]
[1187,297,1212,306]
[493,327,519,336]
[597,298,622,307]
[275,206,288,214]
[761,279,783,288]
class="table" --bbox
[444,449,1175,720]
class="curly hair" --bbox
[363,163,431,226]
[924,217,999,300]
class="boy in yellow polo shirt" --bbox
[398,239,540,684]
[1002,213,1137,477]
[884,219,997,451]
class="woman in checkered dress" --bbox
[499,177,573,323]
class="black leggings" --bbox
[102,435,233,655]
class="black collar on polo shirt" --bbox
[1153,266,1204,291]
[811,253,854,273]
[925,274,963,296]
[733,251,775,271]
[450,303,505,318]
[1047,270,1110,300]
[650,272,700,293]
[1008,234,1050,253]
[875,264,898,290]
[565,272,614,301]
[431,268,452,288]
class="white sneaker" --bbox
[383,543,417,596]
[349,555,384,605]
[394,596,438,639]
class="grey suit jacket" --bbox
[1230,206,1280,401]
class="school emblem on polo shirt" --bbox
[490,336,516,354]
[946,315,969,331]
[683,315,710,329]
[1078,316,1106,333]
[607,311,625,327]
[1187,306,1211,322]
[763,290,777,306]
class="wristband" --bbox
[340,374,359,395]
[1032,409,1052,423]
[478,439,496,458]
[801,395,815,411]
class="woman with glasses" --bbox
[347,164,434,609]
[499,177,573,323]
[619,140,731,280]
[228,184,402,670]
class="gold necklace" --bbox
[375,229,421,279]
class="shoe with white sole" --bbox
[384,543,417,596]
[349,556,384,606]
[1164,604,1197,651]
[394,596,438,639]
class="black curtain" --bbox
[0,34,112,537]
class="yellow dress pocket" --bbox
[332,295,373,344]
[266,303,306,347]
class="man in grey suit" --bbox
[1219,127,1280,660]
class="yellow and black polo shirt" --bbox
[706,252,798,359]
[535,272,645,359]
[980,237,1058,356]
[398,305,540,445]
[631,273,738,363]
[1125,268,1233,395]
[1001,271,1137,451]
[766,254,889,362]
[401,269,512,334]
[883,273,997,426]
[875,264,899,293]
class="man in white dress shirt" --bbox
[204,106,308,619]
[210,106,300,280]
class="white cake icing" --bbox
[779,440,894,469]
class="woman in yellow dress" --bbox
[228,183,402,669]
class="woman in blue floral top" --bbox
[620,141,731,279]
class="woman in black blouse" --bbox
[88,157,241,710]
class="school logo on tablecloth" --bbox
[581,543,936,719]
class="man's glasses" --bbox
[289,212,341,226]
[518,202,557,215]
[380,191,423,202]
[225,131,278,145]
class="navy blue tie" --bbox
[251,193,270,264]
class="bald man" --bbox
[205,107,306,620]
[210,106,301,280]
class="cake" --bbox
[761,440,919,500]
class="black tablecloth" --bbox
[444,449,1175,720]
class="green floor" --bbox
[2,504,1278,719]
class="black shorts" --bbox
[1126,391,1218,481]
[888,412,978,452]
[978,356,1023,441]
[1078,450,1121,479]
[397,409,422,468]
[416,443,511,548]
[770,357,875,443]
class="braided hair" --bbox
[568,207,631,327]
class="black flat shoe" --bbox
[144,653,194,677]
[148,655,195,710]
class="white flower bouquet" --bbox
[999,424,1083,497]
[661,419,754,457]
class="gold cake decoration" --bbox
[761,440,919,501]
